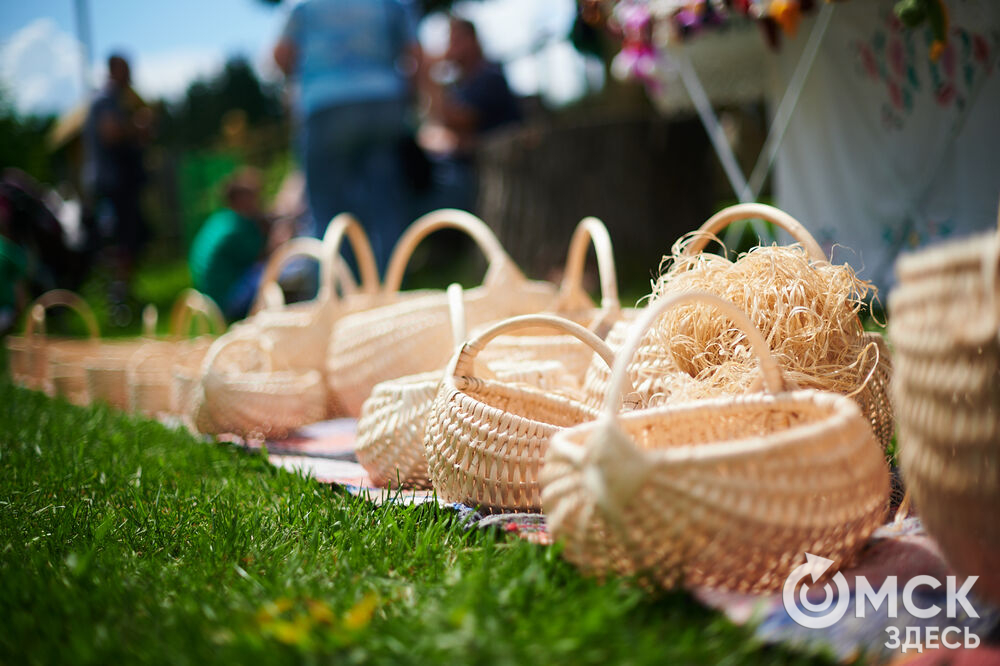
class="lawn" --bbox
[0,374,832,665]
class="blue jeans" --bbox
[300,99,410,277]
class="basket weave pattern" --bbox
[889,230,1000,601]
[424,315,618,513]
[327,210,558,416]
[542,291,890,593]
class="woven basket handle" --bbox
[451,314,629,391]
[601,291,785,417]
[446,282,467,349]
[554,216,621,318]
[199,330,275,379]
[320,213,380,301]
[125,341,169,382]
[683,203,826,262]
[141,304,158,337]
[252,237,325,314]
[168,290,226,338]
[383,209,519,294]
[23,289,100,340]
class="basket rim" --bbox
[441,372,598,431]
[549,388,868,465]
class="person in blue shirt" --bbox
[273,0,421,276]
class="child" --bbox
[188,168,289,320]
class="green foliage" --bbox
[159,58,283,150]
[0,87,54,183]
[0,379,827,665]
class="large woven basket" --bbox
[476,217,621,390]
[327,209,560,417]
[424,314,622,513]
[889,227,1000,602]
[194,329,327,439]
[580,203,895,450]
[542,291,890,593]
[6,290,101,404]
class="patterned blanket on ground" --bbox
[231,419,998,663]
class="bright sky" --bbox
[0,0,597,116]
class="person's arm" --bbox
[273,4,303,77]
[273,39,296,77]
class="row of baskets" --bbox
[6,204,997,600]
[6,289,226,418]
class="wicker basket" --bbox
[84,306,166,410]
[6,290,101,404]
[541,291,890,593]
[238,214,380,371]
[123,292,226,417]
[193,329,327,439]
[327,209,560,417]
[889,228,1000,602]
[579,203,895,450]
[476,217,621,390]
[424,314,623,513]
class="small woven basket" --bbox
[424,314,622,513]
[238,215,380,375]
[476,217,621,389]
[124,292,227,417]
[82,305,161,409]
[6,290,101,404]
[327,209,559,417]
[889,227,1000,601]
[542,291,890,593]
[580,203,895,450]
[194,330,327,439]
[355,284,574,489]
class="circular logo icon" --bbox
[782,553,851,629]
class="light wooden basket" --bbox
[542,291,890,593]
[124,292,227,418]
[580,203,894,450]
[193,330,327,440]
[237,214,379,373]
[6,290,101,405]
[889,226,1000,602]
[424,314,622,513]
[356,284,576,489]
[82,305,161,410]
[327,209,559,417]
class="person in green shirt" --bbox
[189,169,288,320]
[0,229,27,334]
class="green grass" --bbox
[0,376,833,665]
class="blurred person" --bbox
[82,53,154,323]
[0,210,27,335]
[419,17,522,212]
[273,0,420,275]
[0,169,87,298]
[188,168,291,321]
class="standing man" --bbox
[420,17,522,212]
[83,53,152,324]
[273,0,420,275]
